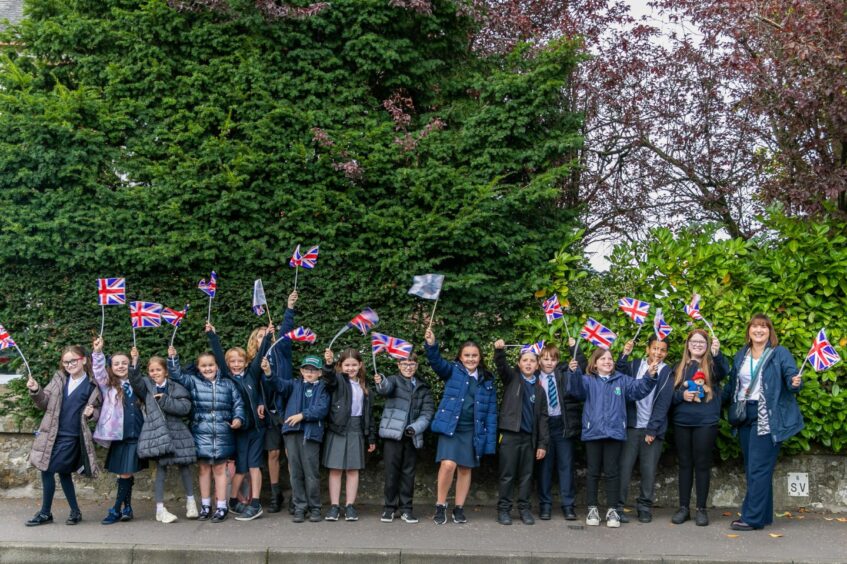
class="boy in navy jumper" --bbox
[615,336,673,523]
[263,355,330,523]
[374,353,435,524]
[493,340,549,525]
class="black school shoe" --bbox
[637,509,652,523]
[309,508,322,522]
[563,506,577,520]
[235,503,263,521]
[292,510,305,523]
[197,505,211,521]
[695,508,709,526]
[497,510,512,525]
[519,509,535,525]
[66,510,82,525]
[616,506,630,524]
[25,512,53,527]
[539,505,552,520]
[671,507,690,524]
[210,507,229,523]
[730,519,755,531]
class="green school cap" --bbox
[300,355,323,369]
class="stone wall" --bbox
[2,415,846,511]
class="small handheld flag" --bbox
[653,308,672,341]
[408,274,444,300]
[806,328,841,372]
[371,332,414,359]
[97,277,126,337]
[163,304,189,347]
[327,308,380,350]
[409,273,445,331]
[97,278,126,306]
[683,293,715,339]
[252,279,272,324]
[618,297,650,325]
[130,301,162,348]
[543,295,564,324]
[520,340,545,356]
[198,271,217,322]
[0,323,32,378]
[265,327,317,357]
[289,245,319,291]
[580,318,617,349]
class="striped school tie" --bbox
[121,381,133,399]
[547,374,559,410]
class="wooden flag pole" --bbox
[99,305,106,338]
[13,343,32,379]
[426,298,439,332]
[206,295,213,323]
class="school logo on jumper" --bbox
[305,388,314,398]
[615,387,621,395]
[530,393,536,403]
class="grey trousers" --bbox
[284,433,322,512]
[618,427,663,512]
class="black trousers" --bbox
[674,424,718,509]
[585,439,623,509]
[497,431,534,512]
[383,436,418,513]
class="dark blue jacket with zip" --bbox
[615,355,674,439]
[425,341,498,458]
[567,368,656,442]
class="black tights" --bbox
[40,471,79,515]
[674,425,718,509]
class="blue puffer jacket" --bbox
[567,368,656,441]
[425,342,497,459]
[726,345,804,444]
[167,357,245,461]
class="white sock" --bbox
[186,495,195,504]
[156,503,164,512]
[216,500,227,509]
[202,497,211,507]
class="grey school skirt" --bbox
[322,416,365,470]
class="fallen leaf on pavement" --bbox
[824,517,834,521]
[769,533,783,538]
[722,512,732,516]
[836,517,847,523]
[775,511,792,518]
[726,534,739,539]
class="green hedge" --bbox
[0,1,584,420]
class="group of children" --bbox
[25,295,743,530]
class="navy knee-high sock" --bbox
[113,477,128,511]
[124,476,134,508]
[40,471,56,515]
[58,473,79,513]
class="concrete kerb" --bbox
[268,548,401,563]
[400,550,530,564]
[134,544,268,564]
[0,542,133,564]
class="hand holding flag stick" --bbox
[265,327,317,358]
[409,274,444,331]
[0,323,32,380]
[327,308,379,350]
[683,293,716,341]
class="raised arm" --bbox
[493,344,519,386]
[206,326,230,378]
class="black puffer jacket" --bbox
[129,366,196,465]
[322,369,376,446]
[493,349,550,450]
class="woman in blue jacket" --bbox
[727,314,802,531]
[567,347,656,528]
[670,329,728,527]
[424,328,497,526]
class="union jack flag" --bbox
[289,245,319,269]
[618,297,650,325]
[347,308,379,334]
[0,324,15,350]
[542,294,564,324]
[371,332,414,359]
[653,308,672,341]
[97,278,126,306]
[284,327,316,344]
[580,318,617,349]
[130,301,162,328]
[684,293,703,321]
[198,272,217,298]
[161,305,188,327]
[807,328,841,372]
[520,340,545,356]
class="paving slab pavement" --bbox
[0,498,844,563]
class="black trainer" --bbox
[324,504,341,521]
[66,510,82,525]
[344,504,359,521]
[380,509,394,523]
[433,504,447,525]
[400,511,419,524]
[235,503,263,521]
[452,505,467,524]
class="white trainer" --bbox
[586,506,600,526]
[605,507,621,528]
[156,507,178,524]
[186,499,198,519]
